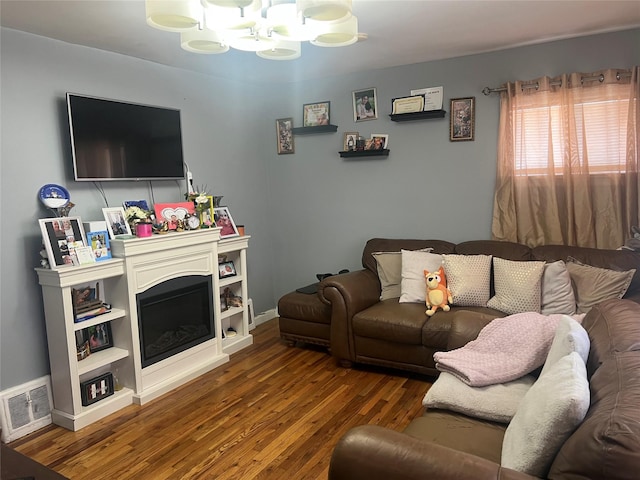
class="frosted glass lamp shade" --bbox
[256,40,302,60]
[298,0,352,22]
[181,30,230,53]
[146,0,201,32]
[203,0,255,7]
[310,15,357,47]
[203,1,261,30]
[229,33,277,52]
[266,4,319,42]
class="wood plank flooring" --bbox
[8,319,432,479]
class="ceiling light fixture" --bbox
[145,0,359,60]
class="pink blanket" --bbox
[434,312,584,387]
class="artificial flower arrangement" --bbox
[124,205,153,228]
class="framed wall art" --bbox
[303,101,330,127]
[276,117,294,154]
[39,216,87,269]
[450,97,475,141]
[353,88,378,122]
[214,206,239,238]
[370,134,389,150]
[102,207,131,238]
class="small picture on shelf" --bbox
[343,132,358,151]
[214,207,239,238]
[219,261,236,279]
[39,216,87,268]
[77,322,113,354]
[86,231,111,261]
[303,101,330,127]
[80,372,114,406]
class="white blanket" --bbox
[433,312,584,387]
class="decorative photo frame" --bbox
[39,216,87,269]
[153,202,195,230]
[214,206,239,238]
[219,261,237,279]
[353,88,378,122]
[102,207,131,239]
[86,231,111,261]
[79,321,113,354]
[123,200,150,211]
[343,131,358,151]
[276,118,294,155]
[450,97,475,142]
[303,101,331,127]
[370,134,389,150]
[80,372,114,406]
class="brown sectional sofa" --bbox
[318,238,640,376]
[328,298,640,479]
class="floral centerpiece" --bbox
[124,205,152,230]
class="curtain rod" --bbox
[482,71,632,96]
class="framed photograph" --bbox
[303,101,330,127]
[370,134,389,150]
[353,88,378,122]
[153,202,196,230]
[276,117,294,155]
[214,207,239,238]
[39,216,87,269]
[80,372,114,406]
[102,207,131,239]
[219,261,237,279]
[343,131,358,151]
[80,321,113,354]
[450,97,475,141]
[86,231,111,261]
[199,195,215,227]
[123,200,150,211]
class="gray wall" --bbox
[1,27,638,390]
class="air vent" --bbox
[1,376,53,443]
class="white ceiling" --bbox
[1,0,639,83]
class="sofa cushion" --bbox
[540,315,589,377]
[352,299,428,345]
[442,254,492,307]
[566,258,635,314]
[487,257,544,314]
[362,238,456,275]
[423,372,535,424]
[501,352,590,477]
[372,249,433,300]
[540,260,577,315]
[399,250,444,303]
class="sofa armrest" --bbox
[329,425,536,480]
[318,269,381,363]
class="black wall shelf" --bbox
[389,110,447,122]
[339,149,389,158]
[292,125,338,135]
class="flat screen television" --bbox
[67,93,185,182]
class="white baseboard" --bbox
[254,308,277,326]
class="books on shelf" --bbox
[75,304,111,323]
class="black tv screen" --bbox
[67,93,185,181]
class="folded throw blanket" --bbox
[434,312,584,387]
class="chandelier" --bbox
[145,0,359,60]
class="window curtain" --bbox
[491,66,639,249]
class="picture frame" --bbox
[276,117,294,155]
[450,97,475,142]
[218,261,237,279]
[214,207,239,238]
[102,207,131,239]
[86,231,111,261]
[303,101,330,127]
[123,200,150,211]
[153,202,196,230]
[80,372,114,406]
[353,88,378,122]
[370,134,389,150]
[39,216,87,269]
[79,321,113,354]
[199,195,215,227]
[343,131,358,151]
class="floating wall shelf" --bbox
[389,110,447,122]
[292,125,338,135]
[339,149,389,158]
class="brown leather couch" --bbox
[328,298,640,479]
[318,238,640,376]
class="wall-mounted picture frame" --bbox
[343,131,358,151]
[86,230,111,261]
[353,88,378,122]
[80,372,114,406]
[153,202,195,230]
[303,101,330,127]
[219,261,237,279]
[276,117,294,155]
[370,134,389,150]
[102,207,131,239]
[450,97,475,142]
[39,216,87,269]
[214,206,239,238]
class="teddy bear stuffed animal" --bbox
[424,267,452,316]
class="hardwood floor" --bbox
[8,319,432,479]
